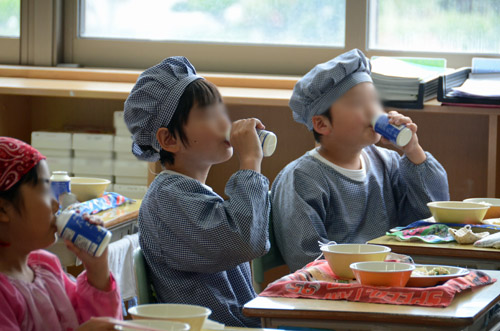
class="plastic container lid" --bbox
[396,128,412,147]
[262,131,277,157]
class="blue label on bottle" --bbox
[59,213,110,256]
[374,115,403,145]
[51,181,70,201]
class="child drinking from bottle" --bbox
[0,137,122,330]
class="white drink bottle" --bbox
[226,129,277,157]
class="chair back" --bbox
[133,247,157,304]
[252,208,286,292]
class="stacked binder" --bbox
[371,57,448,109]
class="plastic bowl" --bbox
[427,201,490,224]
[121,319,190,331]
[463,198,500,220]
[70,177,110,202]
[128,304,211,331]
[320,244,391,279]
[350,261,415,287]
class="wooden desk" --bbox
[101,199,142,245]
[368,235,500,270]
[243,270,500,330]
[99,199,142,229]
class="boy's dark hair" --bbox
[313,108,333,143]
[159,79,222,166]
[0,163,40,214]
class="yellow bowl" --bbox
[427,201,490,224]
[463,198,500,219]
[121,320,190,331]
[128,304,211,331]
[70,177,110,202]
[320,244,391,279]
[350,261,415,287]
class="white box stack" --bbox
[114,111,130,137]
[72,133,114,181]
[113,111,148,198]
[113,184,148,199]
[113,136,136,161]
[31,132,73,174]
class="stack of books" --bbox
[371,57,448,109]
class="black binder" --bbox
[437,67,500,106]
[382,77,439,110]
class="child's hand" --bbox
[383,111,426,164]
[64,213,111,291]
[229,118,265,172]
[77,317,117,330]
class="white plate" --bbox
[406,264,469,287]
[481,218,500,226]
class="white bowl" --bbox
[70,177,110,202]
[121,319,190,331]
[128,304,211,331]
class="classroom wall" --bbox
[0,94,493,200]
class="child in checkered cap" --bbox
[124,56,269,327]
[271,49,450,272]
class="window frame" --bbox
[0,38,19,64]
[64,0,358,74]
[3,0,499,73]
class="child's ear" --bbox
[312,115,333,136]
[156,128,181,153]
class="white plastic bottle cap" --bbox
[397,128,412,147]
[262,132,277,157]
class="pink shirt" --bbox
[0,250,122,331]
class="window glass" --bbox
[369,0,500,53]
[0,0,20,38]
[80,0,346,47]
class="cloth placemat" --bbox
[259,260,496,307]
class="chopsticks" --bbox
[109,318,168,331]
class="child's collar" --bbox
[160,170,213,192]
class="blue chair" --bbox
[133,247,157,304]
[252,210,286,293]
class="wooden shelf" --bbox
[2,65,500,111]
[0,77,292,107]
[1,65,500,200]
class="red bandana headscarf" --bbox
[0,137,46,192]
